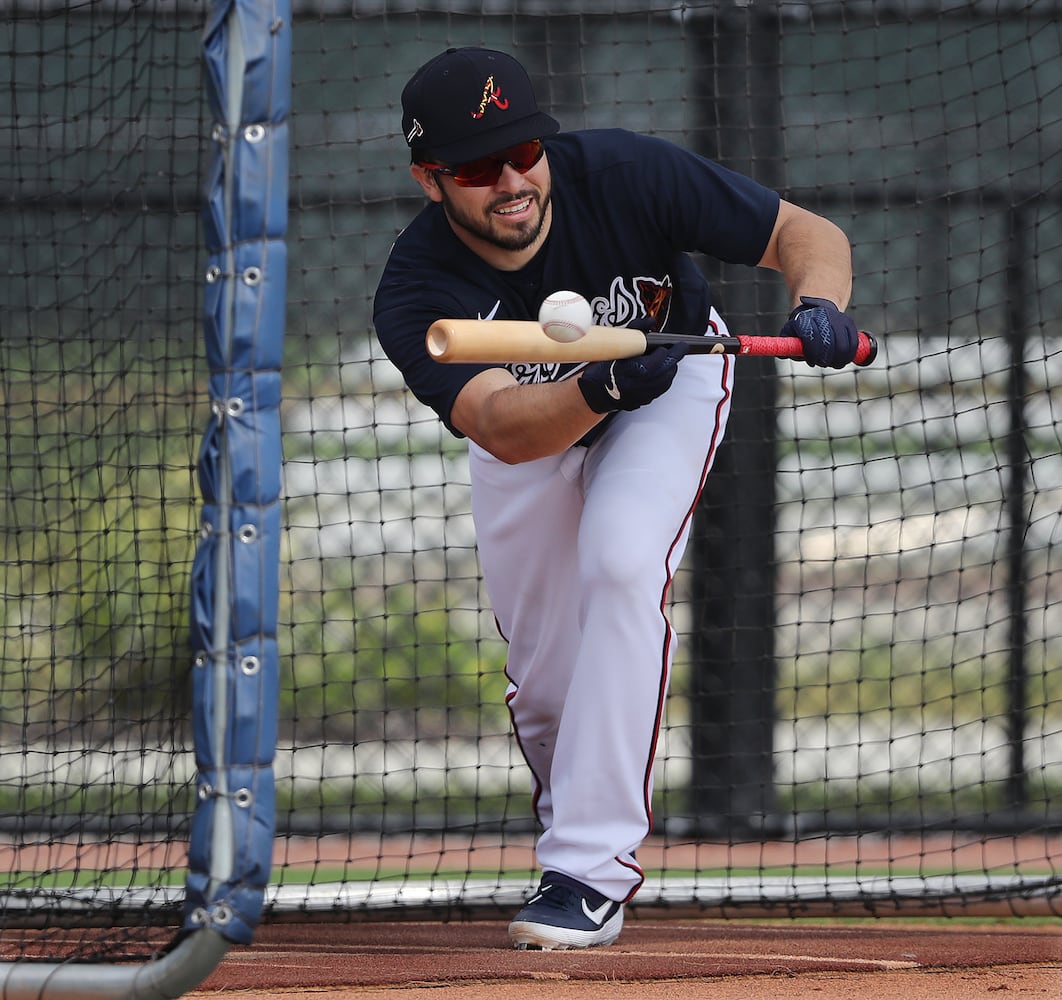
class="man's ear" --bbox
[411,164,443,203]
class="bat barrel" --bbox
[426,321,458,361]
[427,320,649,363]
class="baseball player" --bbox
[373,47,858,950]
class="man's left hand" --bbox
[781,296,859,369]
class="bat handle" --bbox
[852,331,878,366]
[736,331,878,367]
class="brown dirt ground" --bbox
[193,918,1062,999]
[192,969,1061,1000]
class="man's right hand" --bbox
[781,296,859,369]
[578,343,688,414]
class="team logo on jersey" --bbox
[590,275,673,330]
[636,278,673,328]
[507,359,570,385]
[471,76,509,119]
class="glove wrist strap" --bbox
[578,372,619,414]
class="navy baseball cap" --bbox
[401,47,560,164]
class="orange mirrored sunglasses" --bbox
[419,139,545,188]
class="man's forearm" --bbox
[452,371,604,465]
[761,200,853,310]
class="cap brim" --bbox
[418,112,560,163]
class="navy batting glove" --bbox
[782,296,859,369]
[578,343,688,414]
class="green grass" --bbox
[5,869,187,890]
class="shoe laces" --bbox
[534,874,607,913]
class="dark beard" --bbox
[439,184,552,253]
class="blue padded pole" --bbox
[186,0,289,946]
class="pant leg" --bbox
[535,347,734,901]
[468,442,588,836]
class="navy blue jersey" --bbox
[373,128,780,436]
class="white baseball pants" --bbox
[468,318,735,902]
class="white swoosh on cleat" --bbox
[581,898,613,926]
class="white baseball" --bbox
[538,290,593,343]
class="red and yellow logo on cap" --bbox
[471,75,509,119]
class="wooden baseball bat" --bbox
[426,319,878,367]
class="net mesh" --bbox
[2,0,1060,964]
[1,2,205,961]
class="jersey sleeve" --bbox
[585,130,780,267]
[373,220,498,438]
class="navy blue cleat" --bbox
[508,871,624,950]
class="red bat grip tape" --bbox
[735,331,877,367]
